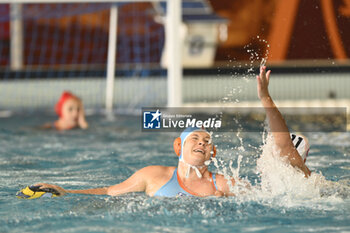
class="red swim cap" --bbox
[55,91,76,117]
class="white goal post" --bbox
[0,0,183,113]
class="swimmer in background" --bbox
[42,91,88,130]
[31,66,310,198]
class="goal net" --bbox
[0,1,167,112]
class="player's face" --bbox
[183,132,212,164]
[61,98,79,125]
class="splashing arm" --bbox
[257,66,311,176]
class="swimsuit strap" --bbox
[210,173,218,191]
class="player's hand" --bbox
[257,66,271,99]
[77,98,88,129]
[34,183,67,196]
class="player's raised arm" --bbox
[257,66,311,176]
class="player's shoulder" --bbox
[139,165,176,177]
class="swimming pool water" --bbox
[1,114,349,233]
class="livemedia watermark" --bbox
[141,107,347,132]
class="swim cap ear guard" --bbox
[173,137,181,156]
[173,137,216,158]
[290,133,310,162]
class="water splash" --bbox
[254,133,349,205]
[212,129,350,207]
[218,35,270,104]
[244,35,270,73]
[212,35,350,205]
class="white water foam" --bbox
[213,131,349,207]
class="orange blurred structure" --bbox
[211,0,350,63]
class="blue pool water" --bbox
[1,114,349,233]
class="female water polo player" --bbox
[22,66,310,198]
[42,91,88,130]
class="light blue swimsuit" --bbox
[154,168,218,197]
